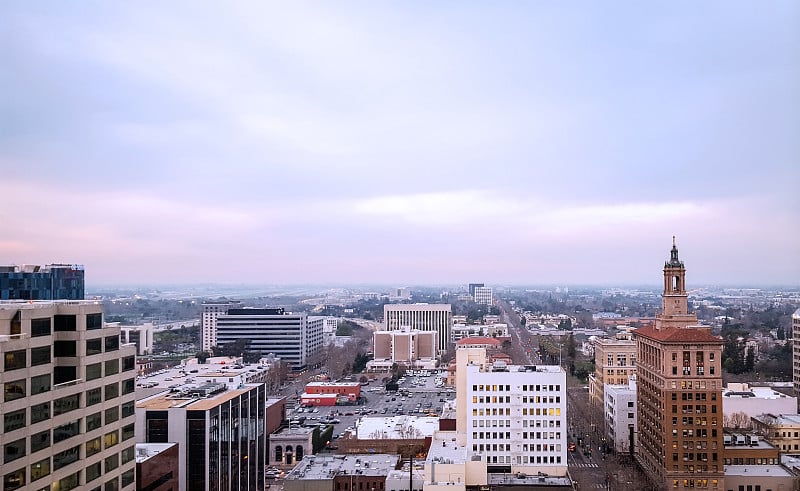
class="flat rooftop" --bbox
[135,443,176,463]
[487,473,573,487]
[725,465,794,477]
[723,386,795,400]
[136,385,256,410]
[356,416,439,439]
[426,432,467,465]
[286,454,400,480]
[755,414,800,425]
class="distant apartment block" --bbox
[0,264,84,300]
[321,316,340,345]
[216,308,323,370]
[468,283,484,297]
[383,303,452,353]
[588,332,636,408]
[391,287,411,300]
[200,300,241,352]
[473,286,493,305]
[0,300,137,491]
[368,328,437,371]
[136,382,269,491]
[604,376,638,454]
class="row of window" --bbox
[4,339,126,371]
[4,376,134,404]
[3,451,134,491]
[4,423,135,465]
[471,384,562,392]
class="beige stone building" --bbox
[383,303,452,353]
[589,332,637,408]
[0,300,137,491]
[635,240,725,491]
[753,414,800,453]
[793,308,800,392]
[368,328,437,371]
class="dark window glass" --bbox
[54,315,76,332]
[4,350,26,370]
[121,401,135,418]
[146,412,169,443]
[87,388,102,406]
[105,335,119,352]
[31,403,50,424]
[53,394,80,416]
[30,457,50,482]
[86,338,102,355]
[104,477,119,491]
[4,380,26,402]
[4,438,26,463]
[122,356,135,371]
[53,420,81,444]
[104,453,119,472]
[31,318,51,337]
[122,423,134,441]
[105,382,119,400]
[122,378,135,395]
[86,313,102,330]
[30,346,50,366]
[121,469,134,487]
[86,462,101,482]
[54,366,77,385]
[31,374,50,394]
[121,446,134,464]
[105,359,119,375]
[3,409,25,432]
[30,430,50,452]
[54,340,77,357]
[3,468,25,490]
[87,412,102,432]
[53,446,80,471]
[57,471,80,491]
[86,362,102,380]
[105,406,119,424]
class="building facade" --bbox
[0,264,84,300]
[383,303,452,353]
[473,286,493,306]
[372,328,437,369]
[793,308,800,392]
[136,382,268,491]
[135,443,179,491]
[216,308,323,370]
[604,377,638,454]
[118,322,155,356]
[722,383,797,428]
[201,300,241,352]
[634,240,725,490]
[0,300,137,491]
[589,332,637,408]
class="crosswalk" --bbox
[569,462,599,468]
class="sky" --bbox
[1,1,798,286]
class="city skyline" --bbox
[2,2,798,285]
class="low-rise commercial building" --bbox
[604,376,638,454]
[723,383,797,429]
[588,332,636,408]
[753,414,800,453]
[269,427,314,467]
[283,453,401,491]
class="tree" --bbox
[501,340,512,354]
[777,327,785,340]
[520,316,526,327]
[336,321,354,336]
[359,375,368,384]
[745,347,755,372]
[566,334,576,358]
[196,351,210,364]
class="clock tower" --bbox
[656,237,697,330]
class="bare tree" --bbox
[724,411,751,430]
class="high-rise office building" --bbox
[0,300,137,491]
[468,283,484,297]
[201,300,241,352]
[793,308,800,392]
[473,286,493,306]
[634,239,725,490]
[216,308,323,370]
[383,303,452,353]
[0,264,84,300]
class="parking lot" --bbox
[286,372,456,442]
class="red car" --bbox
[568,443,576,452]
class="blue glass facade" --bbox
[0,265,84,300]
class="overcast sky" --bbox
[1,1,798,286]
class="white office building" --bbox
[604,376,638,454]
[216,308,323,370]
[0,301,137,491]
[473,286,493,306]
[384,303,452,353]
[201,300,241,352]
[321,316,340,345]
[117,322,154,356]
[465,358,567,475]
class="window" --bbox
[105,382,119,400]
[31,318,51,337]
[121,469,134,487]
[54,340,77,357]
[105,335,119,352]
[86,313,102,330]
[105,406,119,424]
[3,468,25,490]
[121,401,134,418]
[87,412,102,431]
[30,457,50,482]
[30,430,51,453]
[53,394,80,416]
[54,315,77,332]
[53,446,80,470]
[86,437,102,457]
[4,350,26,370]
[105,359,119,375]
[122,378,135,395]
[54,366,77,385]
[87,388,102,406]
[31,403,50,424]
[57,471,80,491]
[105,477,119,491]
[4,409,25,433]
[86,462,102,482]
[122,423,134,441]
[122,356,135,371]
[4,439,26,463]
[86,338,102,356]
[30,346,51,366]
[104,430,119,448]
[121,446,135,464]
[86,362,102,380]
[104,453,119,472]
[53,420,81,444]
[4,380,26,402]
